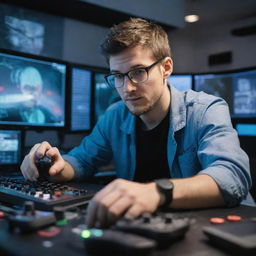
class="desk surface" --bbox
[0,181,255,256]
[159,205,256,256]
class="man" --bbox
[21,18,252,228]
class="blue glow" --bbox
[167,75,192,91]
[236,124,256,136]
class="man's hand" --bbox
[20,141,67,181]
[86,178,161,228]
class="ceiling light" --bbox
[184,15,199,23]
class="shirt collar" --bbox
[170,86,187,132]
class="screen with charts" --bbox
[94,72,121,124]
[194,69,256,118]
[167,74,193,91]
[70,67,92,131]
[0,130,21,165]
[0,51,66,128]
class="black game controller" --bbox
[83,228,156,256]
[114,212,190,248]
[35,155,53,179]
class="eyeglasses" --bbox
[105,57,165,88]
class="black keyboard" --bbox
[0,177,94,211]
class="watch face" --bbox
[157,179,173,190]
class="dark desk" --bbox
[157,205,256,256]
[0,181,255,256]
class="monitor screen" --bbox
[0,51,66,128]
[236,124,256,136]
[0,130,21,165]
[70,67,92,131]
[94,72,121,123]
[194,69,256,118]
[232,70,256,117]
[167,74,193,91]
[0,3,64,59]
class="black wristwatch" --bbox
[155,179,174,208]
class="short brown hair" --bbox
[101,18,171,63]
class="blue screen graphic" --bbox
[0,52,66,127]
[71,68,91,131]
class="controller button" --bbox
[226,215,242,222]
[210,217,225,224]
[142,212,151,223]
[165,213,173,224]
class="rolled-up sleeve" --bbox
[196,98,251,207]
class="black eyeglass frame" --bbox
[104,57,166,88]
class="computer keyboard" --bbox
[0,177,94,211]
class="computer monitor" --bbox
[194,73,233,110]
[94,72,121,124]
[70,66,92,131]
[0,3,64,59]
[0,130,21,165]
[232,70,256,118]
[167,74,193,91]
[236,124,256,136]
[194,69,256,118]
[0,51,66,128]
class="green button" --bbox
[81,229,91,239]
[56,219,68,226]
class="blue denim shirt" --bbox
[63,87,252,207]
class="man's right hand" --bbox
[20,141,66,181]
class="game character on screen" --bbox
[0,65,58,124]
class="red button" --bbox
[54,191,62,197]
[37,227,61,238]
[210,217,225,224]
[0,211,4,218]
[226,215,242,222]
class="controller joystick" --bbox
[35,155,53,179]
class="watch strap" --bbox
[155,179,173,209]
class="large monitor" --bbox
[0,129,21,165]
[70,66,92,131]
[94,72,121,124]
[167,74,193,91]
[194,69,256,118]
[0,51,66,128]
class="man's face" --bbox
[109,46,166,116]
